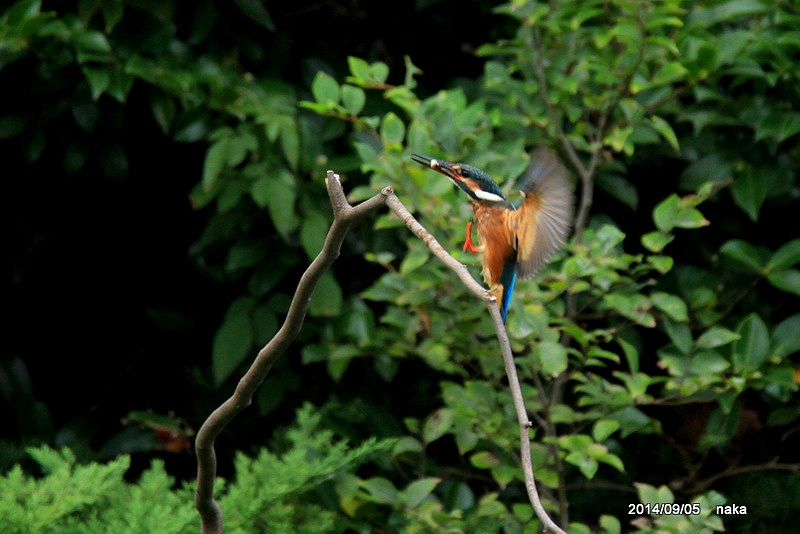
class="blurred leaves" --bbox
[212,297,255,386]
[3,0,800,532]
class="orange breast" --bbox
[472,202,514,287]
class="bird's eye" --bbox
[460,168,471,178]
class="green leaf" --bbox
[202,136,231,192]
[615,371,651,400]
[232,0,275,31]
[311,72,340,107]
[72,29,111,53]
[380,112,405,146]
[251,303,278,344]
[773,314,800,358]
[422,408,453,444]
[653,194,679,232]
[172,111,209,142]
[604,293,655,327]
[731,167,768,221]
[596,173,639,210]
[635,483,661,507]
[655,484,675,504]
[341,299,376,349]
[300,209,330,260]
[589,444,625,472]
[224,242,265,272]
[250,169,298,239]
[664,319,693,354]
[700,405,741,449]
[696,326,741,349]
[650,115,679,152]
[279,122,299,170]
[565,451,599,479]
[361,477,398,505]
[593,420,620,442]
[347,56,372,81]
[767,239,800,271]
[690,350,730,375]
[560,435,608,479]
[647,255,674,274]
[4,0,43,26]
[720,239,767,273]
[393,436,424,455]
[212,297,255,385]
[673,207,708,229]
[689,0,769,26]
[767,269,800,296]
[149,92,176,134]
[732,313,770,372]
[755,111,800,143]
[309,272,342,317]
[680,153,732,190]
[226,130,256,168]
[81,65,110,100]
[768,405,800,427]
[327,345,359,381]
[641,231,674,253]
[617,337,639,373]
[399,478,440,508]
[101,0,124,33]
[651,292,688,322]
[606,125,634,155]
[399,244,429,274]
[370,62,389,83]
[538,340,568,376]
[471,451,502,469]
[341,84,366,116]
[650,62,689,87]
[599,515,621,534]
[613,407,654,437]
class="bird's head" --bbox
[411,154,509,205]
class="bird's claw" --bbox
[463,220,479,253]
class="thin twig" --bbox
[681,459,800,494]
[532,370,570,525]
[530,28,588,182]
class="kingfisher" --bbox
[411,148,573,322]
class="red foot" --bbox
[463,220,479,253]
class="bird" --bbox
[411,148,573,322]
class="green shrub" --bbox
[0,405,393,534]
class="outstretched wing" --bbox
[506,147,574,280]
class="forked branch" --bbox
[194,171,566,534]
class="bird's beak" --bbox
[411,153,463,183]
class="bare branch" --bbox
[194,172,566,534]
[384,190,566,534]
[383,193,493,304]
[680,458,800,494]
[194,171,390,534]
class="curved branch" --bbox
[194,171,389,534]
[194,172,566,534]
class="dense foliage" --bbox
[0,406,393,533]
[3,0,799,532]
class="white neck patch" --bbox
[473,190,505,203]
